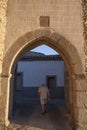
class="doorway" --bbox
[47,75,57,88]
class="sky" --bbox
[31,45,58,55]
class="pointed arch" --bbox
[1,28,84,127]
[2,28,83,76]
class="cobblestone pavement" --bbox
[3,99,72,130]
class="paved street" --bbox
[7,99,72,130]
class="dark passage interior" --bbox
[8,45,72,130]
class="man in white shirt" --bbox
[38,83,51,114]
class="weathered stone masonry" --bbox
[82,0,87,75]
[0,0,8,74]
[0,1,8,128]
[0,0,87,130]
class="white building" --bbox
[16,51,65,99]
[17,51,64,88]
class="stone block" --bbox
[73,91,87,108]
[74,78,87,91]
[0,108,5,123]
[74,107,87,123]
[75,123,87,130]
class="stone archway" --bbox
[0,28,84,129]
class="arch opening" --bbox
[1,29,83,129]
[8,43,73,129]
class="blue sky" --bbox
[31,45,58,55]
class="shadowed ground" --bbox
[7,99,72,130]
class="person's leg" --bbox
[41,103,47,113]
[41,104,45,113]
[44,99,47,113]
[44,104,46,112]
[40,99,47,114]
[40,99,45,113]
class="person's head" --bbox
[41,83,45,87]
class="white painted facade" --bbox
[17,60,64,87]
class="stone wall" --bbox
[0,0,8,127]
[82,0,87,75]
[0,0,8,73]
[5,0,85,73]
[0,0,87,130]
[0,1,8,124]
[1,26,86,130]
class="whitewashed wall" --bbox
[17,60,64,87]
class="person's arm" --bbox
[38,91,40,97]
[47,89,51,100]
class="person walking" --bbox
[38,83,51,115]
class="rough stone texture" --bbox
[74,107,87,130]
[0,76,9,125]
[74,78,87,111]
[5,0,85,73]
[0,0,87,130]
[0,0,8,73]
[82,0,87,75]
[73,90,87,108]
[0,0,8,126]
